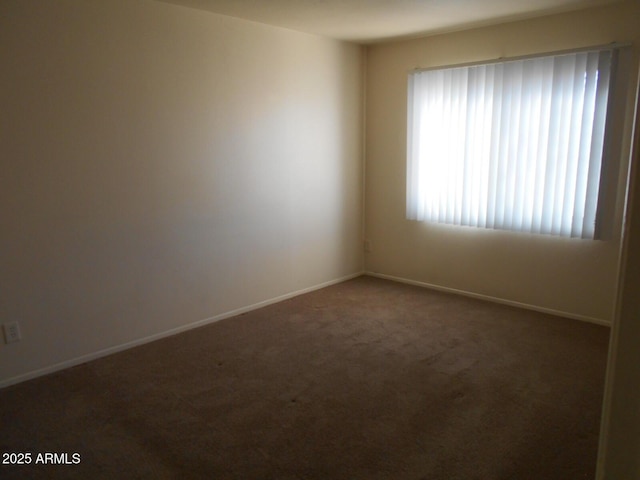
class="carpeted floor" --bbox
[0,276,609,479]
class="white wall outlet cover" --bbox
[3,322,22,344]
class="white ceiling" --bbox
[156,0,618,43]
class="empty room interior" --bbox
[1,0,640,478]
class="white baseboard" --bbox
[365,271,612,327]
[0,271,364,390]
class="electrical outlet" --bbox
[3,321,21,344]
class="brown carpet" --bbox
[0,276,609,479]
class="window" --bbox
[406,48,617,239]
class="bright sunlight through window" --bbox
[406,48,616,239]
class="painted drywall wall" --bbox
[364,0,640,322]
[0,0,363,384]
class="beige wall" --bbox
[0,0,363,385]
[364,0,640,323]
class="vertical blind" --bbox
[406,49,614,239]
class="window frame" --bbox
[405,43,630,240]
